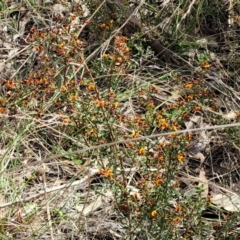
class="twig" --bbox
[40,122,240,162]
[43,164,54,240]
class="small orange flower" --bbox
[187,133,193,141]
[154,178,163,185]
[129,131,141,138]
[59,42,65,49]
[108,91,115,97]
[102,54,109,59]
[62,118,71,124]
[151,210,157,218]
[88,84,96,91]
[76,39,83,46]
[30,26,37,33]
[109,19,114,24]
[70,15,76,21]
[0,107,6,114]
[149,85,158,92]
[123,47,130,53]
[6,80,17,89]
[173,216,181,225]
[43,54,50,62]
[116,57,123,63]
[38,32,46,38]
[192,105,201,112]
[96,100,105,107]
[172,123,179,131]
[99,23,107,28]
[44,87,51,94]
[35,45,42,52]
[138,89,145,96]
[137,147,146,155]
[61,85,67,92]
[70,94,78,101]
[168,133,176,138]
[177,153,186,163]
[159,119,169,129]
[88,129,97,137]
[158,155,164,162]
[157,144,163,151]
[186,94,193,101]
[99,168,112,178]
[183,83,193,89]
[175,205,182,212]
[147,101,154,108]
[178,97,185,105]
[202,61,211,69]
[105,168,112,177]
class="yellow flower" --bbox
[159,119,169,129]
[137,147,146,155]
[99,168,112,178]
[113,102,119,109]
[116,57,123,63]
[151,210,157,218]
[88,129,97,137]
[172,123,179,131]
[102,54,109,59]
[124,47,130,53]
[105,168,112,178]
[177,153,186,163]
[129,131,141,138]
